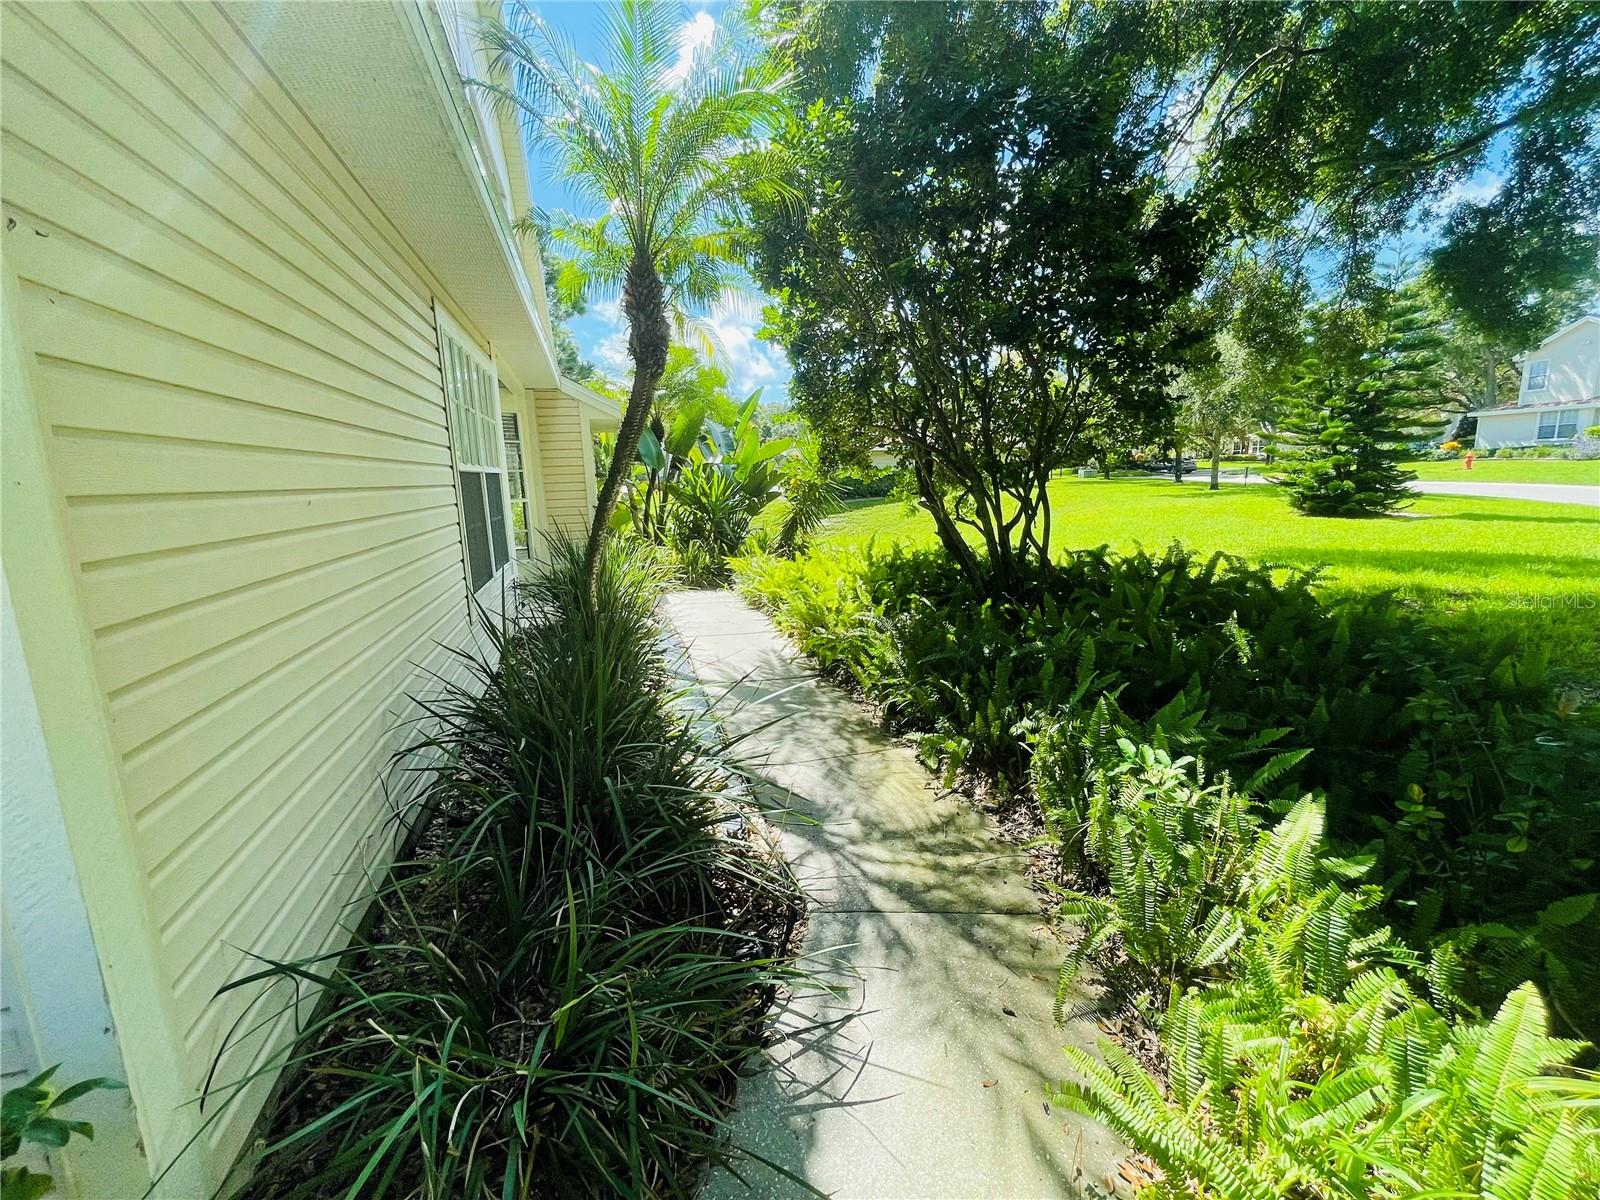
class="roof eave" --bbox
[559,378,621,428]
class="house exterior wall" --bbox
[535,390,603,538]
[1475,404,1600,449]
[0,2,558,1191]
[1517,318,1600,407]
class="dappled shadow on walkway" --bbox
[662,591,1125,1200]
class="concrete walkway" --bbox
[662,590,1123,1200]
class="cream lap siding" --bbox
[1,0,484,1185]
[1519,321,1600,407]
[535,390,599,538]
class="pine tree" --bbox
[1273,285,1441,517]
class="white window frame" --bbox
[1535,410,1576,441]
[501,409,533,559]
[435,306,512,594]
[1526,359,1550,392]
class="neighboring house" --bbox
[1469,315,1600,449]
[0,3,616,1195]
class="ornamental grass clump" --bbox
[205,539,804,1200]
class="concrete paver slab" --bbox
[704,910,1121,1200]
[660,590,1123,1200]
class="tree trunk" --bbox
[584,253,669,598]
[908,453,984,584]
[1209,436,1222,490]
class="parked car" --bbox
[1143,456,1198,474]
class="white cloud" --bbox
[665,12,716,87]
[707,297,789,399]
[576,289,791,402]
[1439,173,1504,211]
[595,328,633,378]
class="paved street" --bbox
[1149,472,1600,508]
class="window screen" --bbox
[1536,411,1577,440]
[460,470,493,590]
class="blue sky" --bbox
[523,1,795,404]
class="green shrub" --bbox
[738,543,1600,1007]
[1049,735,1599,1198]
[1057,977,1596,1199]
[204,540,804,1199]
[852,544,1351,793]
[734,548,888,687]
[2,1068,124,1200]
[833,465,904,500]
[663,463,753,584]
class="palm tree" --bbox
[477,0,791,596]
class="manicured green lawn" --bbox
[1402,459,1600,485]
[819,478,1600,670]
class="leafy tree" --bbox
[750,1,1210,588]
[1273,283,1443,517]
[1414,282,1523,441]
[753,1,1597,579]
[527,233,602,383]
[1177,333,1272,490]
[1143,1,1600,321]
[1428,113,1600,351]
[478,0,792,594]
[1172,251,1303,486]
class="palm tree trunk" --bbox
[584,253,669,597]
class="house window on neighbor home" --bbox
[1527,359,1550,392]
[502,412,532,558]
[437,313,510,591]
[1537,411,1579,440]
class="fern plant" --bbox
[1056,982,1597,1199]
[1051,739,1355,1011]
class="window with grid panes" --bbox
[501,411,532,558]
[437,312,510,591]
